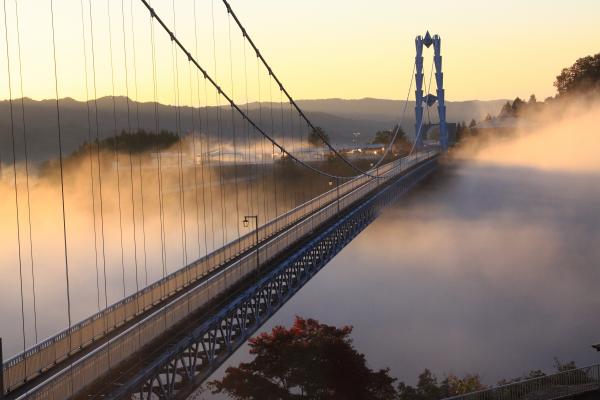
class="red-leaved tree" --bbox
[209,317,397,400]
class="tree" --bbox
[72,128,179,158]
[398,369,486,400]
[468,119,477,128]
[554,52,600,96]
[416,369,440,400]
[528,94,537,104]
[372,127,408,153]
[511,97,524,115]
[308,127,330,147]
[372,130,394,145]
[209,317,398,400]
[440,374,486,397]
[499,101,513,117]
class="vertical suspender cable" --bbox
[3,0,27,353]
[241,36,253,218]
[203,78,216,256]
[170,0,188,273]
[192,1,209,260]
[129,0,149,286]
[150,14,167,283]
[78,0,101,312]
[289,101,299,208]
[14,0,39,342]
[88,0,109,310]
[269,78,278,225]
[121,0,140,302]
[107,0,127,299]
[211,0,227,257]
[227,11,241,252]
[279,89,287,216]
[257,57,266,227]
[49,0,73,337]
[188,61,202,260]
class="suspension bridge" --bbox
[1,1,448,399]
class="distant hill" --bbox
[294,98,507,127]
[0,97,505,164]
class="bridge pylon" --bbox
[415,31,448,150]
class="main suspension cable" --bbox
[220,0,408,178]
[137,0,385,181]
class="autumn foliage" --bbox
[209,317,398,399]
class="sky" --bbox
[0,0,599,104]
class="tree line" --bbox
[207,317,578,400]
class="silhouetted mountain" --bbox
[294,97,508,126]
[0,96,505,164]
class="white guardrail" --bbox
[2,150,437,398]
[443,364,600,400]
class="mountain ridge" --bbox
[0,97,505,163]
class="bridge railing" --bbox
[12,149,438,400]
[443,364,600,400]
[2,150,436,396]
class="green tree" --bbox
[554,52,600,96]
[308,127,330,147]
[209,317,398,400]
[468,119,477,128]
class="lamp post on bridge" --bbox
[243,215,260,275]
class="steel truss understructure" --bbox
[102,157,438,400]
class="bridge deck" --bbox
[2,150,438,400]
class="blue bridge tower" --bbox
[414,31,448,150]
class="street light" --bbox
[592,343,600,352]
[243,215,259,274]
